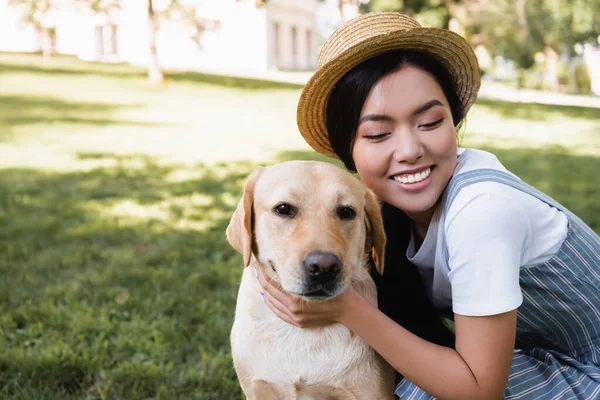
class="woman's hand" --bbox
[255,266,355,328]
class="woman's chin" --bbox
[386,195,440,220]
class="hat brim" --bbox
[297,28,481,158]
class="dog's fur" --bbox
[226,161,395,399]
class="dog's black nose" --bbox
[302,252,342,282]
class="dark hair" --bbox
[326,51,466,172]
[371,202,456,350]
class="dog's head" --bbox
[226,161,385,301]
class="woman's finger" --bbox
[255,265,332,327]
[255,267,300,312]
[256,266,277,291]
[257,267,293,305]
[263,288,293,318]
[264,294,298,326]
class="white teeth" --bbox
[393,167,431,184]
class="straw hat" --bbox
[297,12,481,158]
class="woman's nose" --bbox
[392,129,423,164]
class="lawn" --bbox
[0,53,599,399]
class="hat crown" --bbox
[319,12,422,68]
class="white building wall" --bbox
[584,44,600,96]
[266,0,317,70]
[191,0,269,71]
[54,9,92,57]
[118,0,270,71]
[0,0,319,72]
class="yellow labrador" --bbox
[226,161,395,400]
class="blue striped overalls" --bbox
[395,169,600,400]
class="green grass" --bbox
[0,53,599,399]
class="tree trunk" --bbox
[544,45,559,91]
[110,25,119,56]
[338,0,345,23]
[147,0,164,84]
[95,25,104,60]
[515,0,528,42]
[35,25,44,54]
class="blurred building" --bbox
[584,45,600,96]
[0,0,353,72]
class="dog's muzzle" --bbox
[300,251,342,299]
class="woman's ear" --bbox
[226,168,264,267]
[364,189,386,275]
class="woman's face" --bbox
[352,65,458,224]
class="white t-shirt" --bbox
[407,148,569,316]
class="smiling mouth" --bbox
[391,166,433,184]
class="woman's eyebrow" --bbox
[358,114,393,125]
[358,99,444,126]
[412,99,444,116]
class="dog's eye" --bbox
[337,206,356,220]
[274,203,295,217]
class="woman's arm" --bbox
[340,290,516,400]
[258,269,516,400]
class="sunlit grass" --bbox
[464,99,600,156]
[0,53,598,399]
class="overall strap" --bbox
[443,168,563,215]
[439,168,568,266]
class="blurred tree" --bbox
[359,0,487,32]
[477,0,600,86]
[333,0,366,23]
[145,0,215,83]
[264,0,363,24]
[358,0,599,90]
[360,0,440,19]
[159,1,214,48]
[76,0,120,19]
[8,0,59,58]
[147,0,163,83]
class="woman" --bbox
[257,12,600,399]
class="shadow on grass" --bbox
[166,71,304,90]
[0,144,597,399]
[0,53,304,91]
[0,94,155,142]
[475,98,600,121]
[0,60,145,80]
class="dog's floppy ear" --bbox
[226,167,263,267]
[364,189,386,275]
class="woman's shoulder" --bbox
[450,148,528,212]
[445,149,533,232]
[448,148,521,214]
[455,148,510,175]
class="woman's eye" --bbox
[364,133,390,140]
[337,206,356,220]
[274,203,296,217]
[419,118,443,129]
